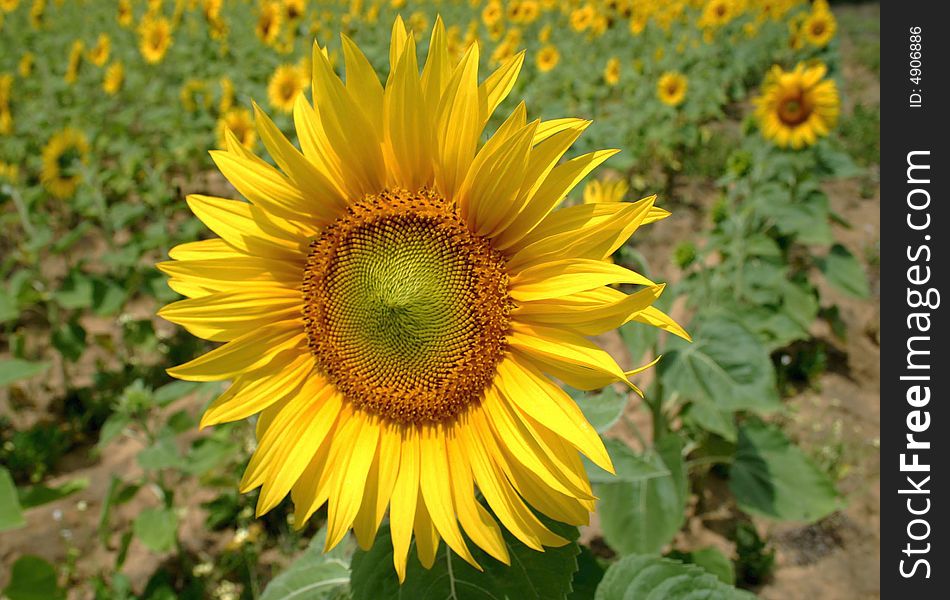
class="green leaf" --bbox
[153,380,203,406]
[52,320,87,363]
[684,402,736,442]
[818,244,871,299]
[585,438,670,485]
[659,316,780,414]
[133,507,179,553]
[595,436,687,555]
[568,546,605,600]
[17,477,89,509]
[573,387,626,433]
[53,270,94,310]
[92,278,128,316]
[669,547,736,585]
[0,359,50,388]
[0,467,26,532]
[729,422,842,522]
[595,554,754,600]
[2,555,66,600]
[137,434,183,471]
[351,518,580,600]
[259,530,350,600]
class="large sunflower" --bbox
[159,18,686,580]
[755,62,839,149]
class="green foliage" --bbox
[3,555,66,600]
[0,466,26,532]
[595,554,754,600]
[733,523,776,586]
[729,422,843,522]
[259,530,350,600]
[351,519,580,600]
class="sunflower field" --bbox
[1,1,881,599]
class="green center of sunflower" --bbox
[302,188,511,424]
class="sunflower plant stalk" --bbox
[157,16,687,582]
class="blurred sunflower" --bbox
[219,76,235,113]
[255,1,282,45]
[801,7,836,48]
[0,0,18,13]
[569,4,595,32]
[481,0,502,27]
[41,127,89,199]
[117,0,133,27]
[29,0,45,30]
[18,52,34,78]
[603,56,620,86]
[159,17,686,581]
[535,44,559,73]
[215,107,255,149]
[64,40,83,84]
[699,0,735,29]
[657,71,688,106]
[139,16,172,64]
[0,110,10,135]
[755,62,839,149]
[267,64,305,113]
[283,0,304,21]
[181,79,212,113]
[103,62,124,95]
[583,177,629,204]
[0,161,18,185]
[88,33,111,67]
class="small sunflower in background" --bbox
[18,52,34,78]
[0,161,18,186]
[267,64,305,114]
[88,33,111,67]
[64,39,83,84]
[103,62,124,95]
[117,0,133,27]
[801,5,836,48]
[215,107,255,150]
[755,62,839,149]
[159,17,686,581]
[139,15,172,64]
[41,127,89,199]
[699,0,735,29]
[583,176,629,204]
[481,0,502,28]
[180,79,212,113]
[535,44,560,73]
[570,4,595,32]
[0,0,19,13]
[657,71,688,106]
[29,0,45,30]
[255,1,283,46]
[603,56,621,86]
[282,0,305,21]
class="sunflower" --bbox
[657,71,688,106]
[18,52,34,78]
[215,107,256,149]
[603,56,621,86]
[283,0,305,21]
[103,62,124,95]
[267,64,305,114]
[41,127,89,199]
[139,15,172,64]
[699,0,735,29]
[535,44,559,73]
[583,177,629,204]
[159,17,686,581]
[0,160,18,184]
[801,7,836,48]
[117,0,133,27]
[65,40,83,84]
[481,0,502,27]
[0,0,18,13]
[88,33,111,67]
[755,62,839,149]
[29,0,44,30]
[181,79,211,113]
[255,1,282,45]
[569,4,595,32]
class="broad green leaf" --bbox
[2,555,66,600]
[659,316,780,414]
[573,387,626,433]
[133,507,179,553]
[0,359,50,388]
[52,320,87,363]
[0,467,26,532]
[729,422,842,522]
[351,518,580,600]
[259,530,350,600]
[154,380,203,406]
[684,402,736,442]
[668,547,736,585]
[137,434,183,471]
[595,554,754,600]
[53,270,94,310]
[17,477,89,509]
[585,438,670,485]
[568,546,605,600]
[818,244,871,299]
[595,436,687,555]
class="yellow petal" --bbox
[390,426,420,583]
[166,321,306,381]
[324,413,381,551]
[412,488,441,569]
[434,44,481,201]
[342,34,384,132]
[479,51,525,125]
[158,289,303,342]
[419,425,477,568]
[353,426,401,550]
[513,284,665,335]
[185,195,308,258]
[509,259,654,302]
[210,150,313,222]
[168,238,241,261]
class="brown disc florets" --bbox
[302,188,511,424]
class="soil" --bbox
[1,4,881,598]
